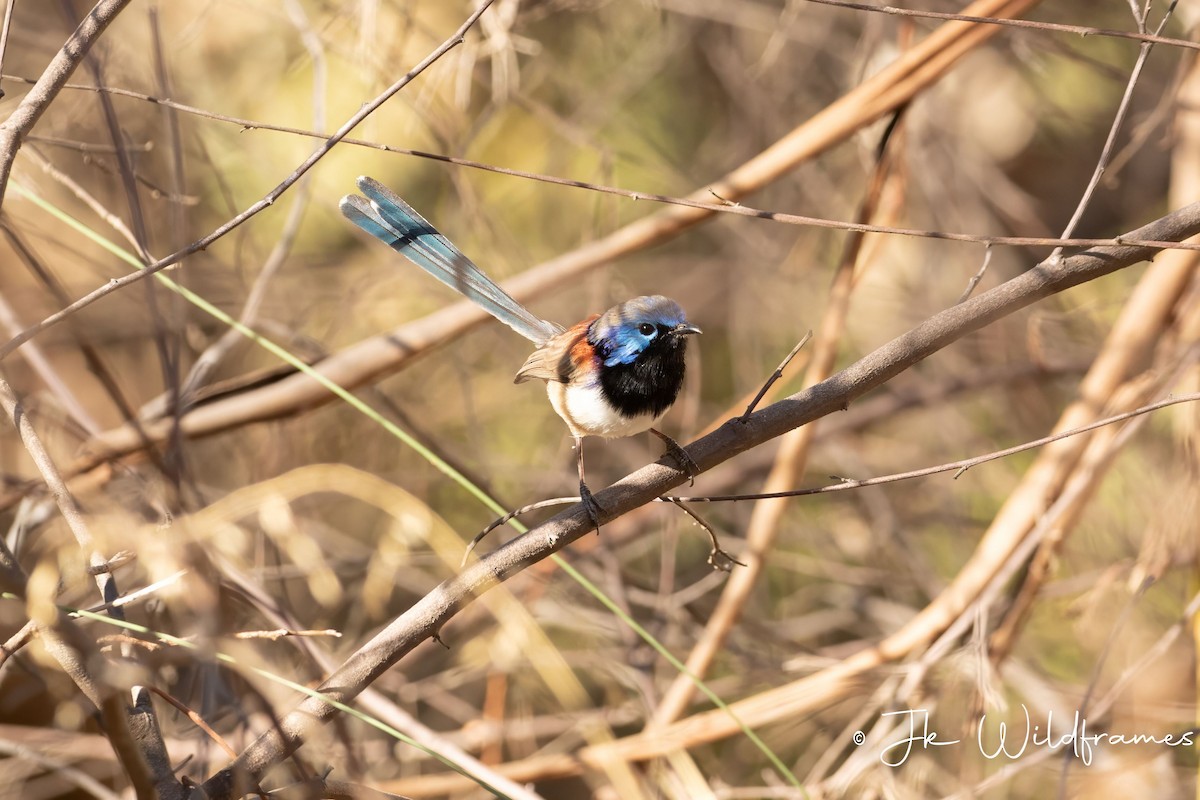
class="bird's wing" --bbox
[340,177,563,345]
[513,317,597,384]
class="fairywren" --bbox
[340,177,700,530]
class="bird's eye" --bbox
[638,323,656,336]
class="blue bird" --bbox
[340,177,701,530]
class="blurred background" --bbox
[1,0,1199,797]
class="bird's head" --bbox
[589,295,701,368]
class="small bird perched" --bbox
[340,177,701,530]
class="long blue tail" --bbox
[340,176,563,345]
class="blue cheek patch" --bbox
[598,330,654,367]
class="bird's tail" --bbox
[340,176,563,344]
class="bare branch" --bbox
[0,378,122,607]
[802,0,1200,51]
[125,687,186,800]
[0,0,134,211]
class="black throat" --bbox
[596,340,688,419]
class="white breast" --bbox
[546,381,662,439]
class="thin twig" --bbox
[0,378,123,611]
[739,331,813,421]
[25,132,155,153]
[956,244,993,304]
[85,550,136,576]
[0,289,102,434]
[803,0,1198,51]
[1049,2,1177,261]
[462,497,578,566]
[7,73,1200,256]
[664,498,745,571]
[77,569,184,616]
[24,145,144,254]
[233,628,343,640]
[144,685,239,760]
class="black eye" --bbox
[638,323,655,336]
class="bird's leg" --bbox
[650,428,700,486]
[576,437,603,534]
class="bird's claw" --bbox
[649,429,700,486]
[664,440,700,486]
[579,481,603,534]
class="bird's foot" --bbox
[651,429,700,486]
[579,481,603,534]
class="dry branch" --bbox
[0,0,134,211]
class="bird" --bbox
[339,176,701,531]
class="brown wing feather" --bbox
[513,316,598,384]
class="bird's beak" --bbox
[672,322,702,336]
